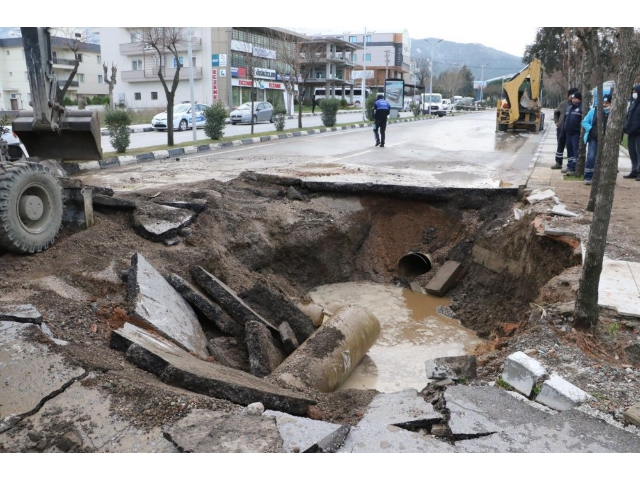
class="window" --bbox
[191,56,196,67]
[98,74,103,83]
[132,59,142,70]
[5,50,9,55]
[77,73,85,82]
[118,93,125,103]
[134,92,141,101]
[365,35,371,43]
[349,36,357,43]
[77,53,83,62]
[52,51,57,62]
[352,53,357,62]
[365,53,371,62]
[151,92,158,100]
[97,55,101,64]
[173,57,184,68]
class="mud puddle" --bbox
[309,282,484,393]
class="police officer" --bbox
[372,94,391,147]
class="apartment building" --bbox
[321,30,415,94]
[0,33,107,111]
[98,27,362,111]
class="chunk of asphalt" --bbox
[92,195,136,210]
[240,282,316,343]
[263,409,347,453]
[110,323,315,415]
[0,322,85,420]
[0,304,42,324]
[166,273,244,338]
[245,320,285,378]
[278,322,299,354]
[155,200,207,213]
[133,203,196,242]
[163,409,283,453]
[304,424,351,453]
[425,355,477,380]
[337,389,452,453]
[190,266,278,331]
[126,253,209,358]
[207,337,250,371]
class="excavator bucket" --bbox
[12,109,103,161]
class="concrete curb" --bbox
[70,114,448,175]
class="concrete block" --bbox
[501,351,546,396]
[425,261,463,297]
[536,374,590,411]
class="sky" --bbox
[32,3,614,60]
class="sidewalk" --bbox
[526,126,640,318]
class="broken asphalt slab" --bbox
[133,202,196,242]
[126,253,209,358]
[110,322,315,415]
[264,409,349,453]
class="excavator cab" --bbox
[496,58,545,133]
[11,27,102,161]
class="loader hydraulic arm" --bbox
[501,58,543,125]
[20,27,65,133]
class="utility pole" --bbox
[427,39,442,116]
[188,27,197,142]
[362,28,367,122]
[480,63,487,103]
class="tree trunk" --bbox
[574,28,640,329]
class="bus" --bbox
[313,87,368,106]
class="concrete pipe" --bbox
[397,252,433,277]
[268,305,381,393]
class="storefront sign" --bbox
[211,54,227,67]
[253,68,276,80]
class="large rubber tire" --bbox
[0,162,63,253]
[178,119,188,131]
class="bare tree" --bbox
[51,27,86,103]
[138,27,189,146]
[268,30,302,117]
[437,68,465,98]
[233,39,261,135]
[573,28,640,329]
[103,62,117,108]
[412,54,430,92]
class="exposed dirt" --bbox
[2,164,640,445]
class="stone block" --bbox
[501,351,546,396]
[535,374,590,411]
[425,261,463,297]
[623,403,640,428]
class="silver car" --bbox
[229,102,274,125]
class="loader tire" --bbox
[0,162,63,254]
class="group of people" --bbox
[553,83,640,185]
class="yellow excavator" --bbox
[496,58,545,133]
[0,27,101,254]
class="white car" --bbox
[1,126,29,161]
[151,103,209,132]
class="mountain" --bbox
[412,37,526,82]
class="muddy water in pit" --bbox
[309,282,484,393]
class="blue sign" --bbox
[212,54,220,67]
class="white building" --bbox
[0,31,107,111]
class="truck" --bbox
[0,27,101,254]
[496,58,545,133]
[420,93,443,115]
[437,98,454,117]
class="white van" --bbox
[420,93,443,114]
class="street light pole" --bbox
[362,27,367,122]
[427,39,442,117]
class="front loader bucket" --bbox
[12,110,103,161]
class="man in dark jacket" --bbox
[372,94,391,147]
[563,91,583,175]
[552,87,579,169]
[623,84,640,179]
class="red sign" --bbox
[212,69,218,101]
[268,83,282,89]
[239,80,252,86]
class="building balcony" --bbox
[119,37,202,56]
[57,80,79,89]
[121,66,203,82]
[52,58,78,70]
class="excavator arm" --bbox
[11,27,102,160]
[496,58,544,133]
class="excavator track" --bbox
[0,161,63,254]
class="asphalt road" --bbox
[86,110,547,192]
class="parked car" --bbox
[229,102,274,125]
[151,103,209,132]
[1,126,29,161]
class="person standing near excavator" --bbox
[563,91,583,176]
[623,84,640,179]
[552,87,578,170]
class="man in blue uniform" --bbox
[372,94,391,147]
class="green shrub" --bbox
[340,98,348,108]
[104,106,133,153]
[365,93,377,122]
[273,104,287,132]
[203,101,228,140]
[410,102,421,117]
[320,98,341,127]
